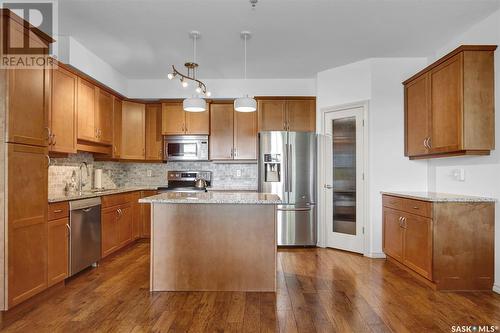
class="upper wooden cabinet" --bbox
[145,104,163,160]
[257,98,316,132]
[162,102,209,135]
[96,88,114,144]
[77,78,97,142]
[210,103,258,160]
[121,101,145,160]
[50,66,77,154]
[404,45,496,159]
[112,98,122,159]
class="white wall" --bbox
[316,57,428,257]
[127,78,316,99]
[426,9,500,292]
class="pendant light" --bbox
[234,31,257,112]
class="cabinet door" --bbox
[130,192,142,240]
[210,103,234,160]
[287,99,316,132]
[121,101,145,160]
[429,53,463,153]
[140,191,156,238]
[101,207,119,258]
[258,100,286,131]
[77,78,97,142]
[162,103,185,135]
[234,109,257,160]
[112,98,122,158]
[8,144,48,307]
[403,214,432,280]
[382,208,404,262]
[117,204,134,247]
[51,66,77,154]
[96,88,114,144]
[145,104,163,160]
[7,68,48,147]
[405,74,430,157]
[47,217,69,287]
[186,110,209,134]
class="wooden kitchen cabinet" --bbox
[403,45,496,159]
[101,206,120,258]
[112,97,122,158]
[257,98,316,132]
[96,88,114,144]
[140,190,156,238]
[47,217,69,287]
[382,193,494,290]
[130,191,142,239]
[117,203,134,247]
[121,101,145,160]
[8,143,49,307]
[145,104,163,160]
[210,102,257,160]
[162,102,209,135]
[77,78,97,142]
[50,66,77,154]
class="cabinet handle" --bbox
[45,127,51,142]
[53,209,63,213]
[401,217,407,229]
[427,137,432,148]
[234,148,237,158]
[423,138,428,149]
[412,206,419,210]
[45,155,51,168]
[52,134,57,146]
[283,122,287,130]
[66,224,71,235]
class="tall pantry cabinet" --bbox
[0,9,54,309]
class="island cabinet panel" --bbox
[286,99,316,132]
[234,109,257,159]
[77,78,97,142]
[403,45,496,159]
[210,103,234,160]
[162,102,209,135]
[8,144,49,307]
[7,68,49,147]
[47,217,69,287]
[121,101,145,160]
[96,88,114,145]
[257,100,286,131]
[50,66,77,154]
[145,104,163,160]
[112,98,122,158]
[162,103,185,135]
[382,194,494,290]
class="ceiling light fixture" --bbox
[234,31,257,112]
[167,31,210,112]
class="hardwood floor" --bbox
[1,242,499,332]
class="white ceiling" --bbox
[58,0,500,79]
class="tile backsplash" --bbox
[49,153,258,196]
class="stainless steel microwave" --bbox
[163,135,209,161]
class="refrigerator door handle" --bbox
[277,207,311,212]
[284,143,289,192]
[288,143,292,193]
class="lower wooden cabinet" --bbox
[117,203,134,247]
[47,217,69,287]
[101,206,120,258]
[382,194,494,290]
[140,190,156,238]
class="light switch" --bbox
[147,169,152,177]
[236,169,242,178]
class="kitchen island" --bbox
[139,191,281,292]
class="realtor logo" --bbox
[1,0,57,68]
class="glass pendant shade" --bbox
[183,97,206,112]
[234,95,257,112]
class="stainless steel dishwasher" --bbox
[69,197,102,276]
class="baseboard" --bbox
[493,284,500,294]
[364,252,386,259]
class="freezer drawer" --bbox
[277,205,316,246]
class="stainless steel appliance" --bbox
[157,171,212,193]
[69,197,102,276]
[258,131,317,246]
[163,135,209,161]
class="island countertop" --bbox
[139,191,281,205]
[381,191,497,203]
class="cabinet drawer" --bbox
[382,195,404,210]
[402,199,432,218]
[48,202,69,221]
[102,192,133,208]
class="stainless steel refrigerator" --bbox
[258,131,317,246]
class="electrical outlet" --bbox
[147,169,152,177]
[452,168,465,181]
[236,169,242,178]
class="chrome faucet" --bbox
[78,162,90,195]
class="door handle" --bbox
[324,184,333,189]
[288,144,293,192]
[66,224,71,234]
[277,207,312,212]
[82,208,93,213]
[53,209,63,213]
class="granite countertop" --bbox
[381,191,497,203]
[48,186,160,203]
[139,191,281,205]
